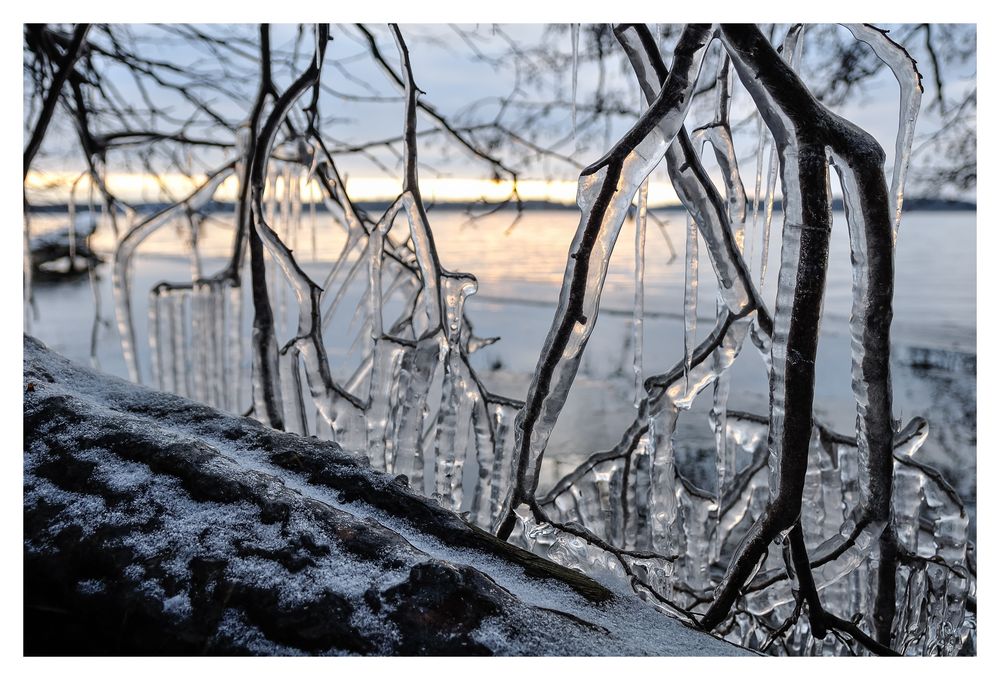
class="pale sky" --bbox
[24,23,977,205]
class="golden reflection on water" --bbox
[27,206,975,350]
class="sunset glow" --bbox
[25,170,683,207]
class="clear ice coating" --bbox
[842,23,923,242]
[112,165,235,385]
[756,25,801,290]
[682,212,699,391]
[632,180,648,408]
[81,22,971,658]
[571,23,580,145]
[500,23,716,521]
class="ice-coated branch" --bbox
[692,52,748,237]
[245,24,330,429]
[539,311,749,508]
[696,23,898,633]
[228,25,274,284]
[519,20,784,579]
[743,417,928,591]
[112,162,235,384]
[22,21,973,657]
[496,23,715,541]
[788,523,828,639]
[842,24,923,241]
[613,24,771,334]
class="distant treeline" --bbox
[27,196,976,215]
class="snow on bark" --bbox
[23,335,750,657]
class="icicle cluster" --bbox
[96,22,971,658]
[498,23,972,656]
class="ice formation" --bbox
[571,23,580,145]
[87,23,973,656]
[632,180,648,408]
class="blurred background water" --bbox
[25,206,977,534]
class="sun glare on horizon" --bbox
[25,170,683,207]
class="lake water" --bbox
[26,206,977,530]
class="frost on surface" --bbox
[83,22,971,657]
[24,335,750,656]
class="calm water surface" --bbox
[26,207,977,524]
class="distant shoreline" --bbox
[25,196,977,215]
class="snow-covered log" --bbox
[22,335,749,656]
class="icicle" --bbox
[498,24,714,525]
[844,24,923,242]
[228,283,244,412]
[148,287,163,390]
[161,287,177,395]
[571,23,580,145]
[276,166,291,337]
[632,179,648,407]
[746,115,765,276]
[759,25,803,289]
[366,338,410,471]
[171,290,191,397]
[212,282,226,409]
[759,140,778,288]
[893,462,925,553]
[647,400,679,552]
[390,339,438,492]
[191,282,207,403]
[433,273,479,508]
[711,345,732,501]
[487,400,521,527]
[279,344,309,435]
[682,213,699,390]
[112,165,233,384]
[310,173,318,261]
[23,208,33,332]
[67,185,79,266]
[468,398,495,520]
[681,490,715,586]
[203,282,219,406]
[187,212,203,281]
[292,166,304,256]
[87,184,102,369]
[800,433,825,545]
